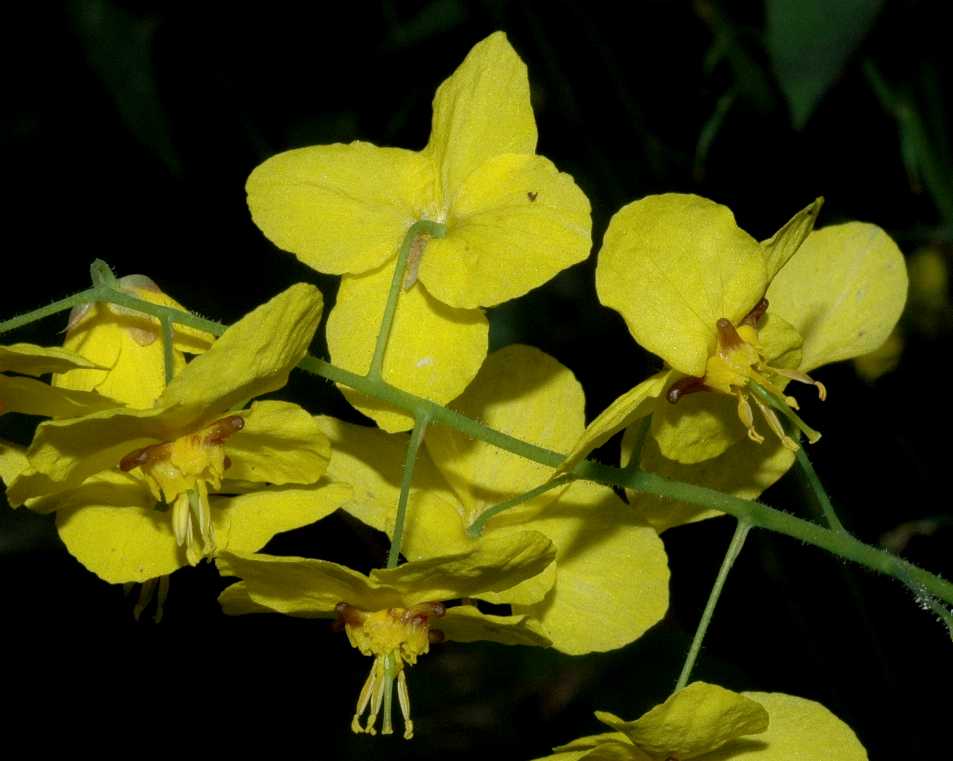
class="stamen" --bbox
[204,415,245,444]
[735,390,764,444]
[770,367,828,401]
[715,318,745,353]
[751,394,800,451]
[120,441,170,472]
[667,375,709,404]
[741,298,769,327]
[749,380,821,445]
[397,670,413,739]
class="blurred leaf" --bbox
[766,0,884,128]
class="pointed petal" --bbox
[0,343,103,375]
[247,141,432,275]
[0,375,118,418]
[160,283,324,415]
[558,371,670,475]
[761,197,824,282]
[426,31,537,203]
[597,682,768,759]
[326,262,488,432]
[597,194,767,376]
[425,344,585,523]
[439,605,551,647]
[217,482,352,553]
[767,222,907,372]
[420,153,591,309]
[225,400,330,485]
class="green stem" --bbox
[161,318,175,385]
[387,411,431,569]
[368,220,447,382]
[0,288,99,336]
[467,474,573,537]
[794,444,846,533]
[675,519,750,691]
[749,380,821,444]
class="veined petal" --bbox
[597,194,767,376]
[767,222,908,372]
[426,31,537,205]
[0,343,103,375]
[720,692,868,760]
[420,153,592,309]
[326,262,488,432]
[0,439,28,486]
[761,197,824,282]
[0,375,118,418]
[217,482,352,553]
[498,481,669,654]
[373,529,556,605]
[425,345,585,523]
[439,605,551,647]
[247,141,433,275]
[558,371,670,476]
[54,471,181,583]
[596,682,768,759]
[225,400,330,485]
[626,428,795,533]
[160,283,324,416]
[651,388,744,465]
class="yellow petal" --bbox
[54,471,181,583]
[426,31,537,204]
[597,681,768,759]
[597,194,767,376]
[400,489,471,560]
[160,282,324,415]
[0,439,28,486]
[651,389,745,465]
[326,262,488,432]
[0,343,103,375]
[761,197,824,282]
[439,605,551,647]
[0,375,118,418]
[497,481,669,654]
[420,153,592,309]
[711,692,868,761]
[218,482,352,553]
[627,428,795,533]
[558,371,670,475]
[425,344,585,524]
[225,400,330,485]
[247,141,432,275]
[767,222,908,372]
[218,581,275,615]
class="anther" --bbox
[715,318,745,352]
[741,298,769,327]
[667,375,709,404]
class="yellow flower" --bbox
[7,284,340,579]
[317,344,670,655]
[217,530,554,739]
[53,274,213,408]
[560,195,907,529]
[247,32,591,431]
[535,681,867,760]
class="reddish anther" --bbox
[119,441,169,472]
[335,602,367,627]
[716,318,745,351]
[666,375,709,404]
[741,297,769,327]
[204,415,245,444]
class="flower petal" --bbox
[218,482,352,553]
[420,153,592,309]
[247,141,432,275]
[426,31,537,204]
[440,605,551,647]
[761,197,824,282]
[326,261,488,432]
[558,371,670,475]
[498,481,669,654]
[218,581,275,615]
[767,222,908,372]
[597,194,767,377]
[626,427,795,533]
[0,375,118,418]
[425,345,585,524]
[596,681,768,759]
[225,400,330,485]
[0,343,102,375]
[651,389,744,465]
[0,439,28,487]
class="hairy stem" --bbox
[387,412,431,569]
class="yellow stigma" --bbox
[336,601,446,740]
[119,415,245,565]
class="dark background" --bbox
[2,1,951,758]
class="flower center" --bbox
[119,414,245,565]
[668,299,826,450]
[336,600,447,740]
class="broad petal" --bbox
[597,194,767,376]
[425,345,585,523]
[651,389,744,465]
[218,581,275,615]
[420,153,592,309]
[247,141,433,275]
[161,283,324,416]
[218,482,352,553]
[373,529,556,605]
[0,439,28,486]
[226,400,330,485]
[537,735,650,761]
[0,375,118,418]
[626,428,795,533]
[326,262,488,432]
[767,223,907,372]
[558,371,670,476]
[400,489,471,561]
[54,471,182,583]
[426,31,537,204]
[0,343,102,375]
[596,682,768,759]
[498,481,669,654]
[761,197,824,282]
[439,605,551,647]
